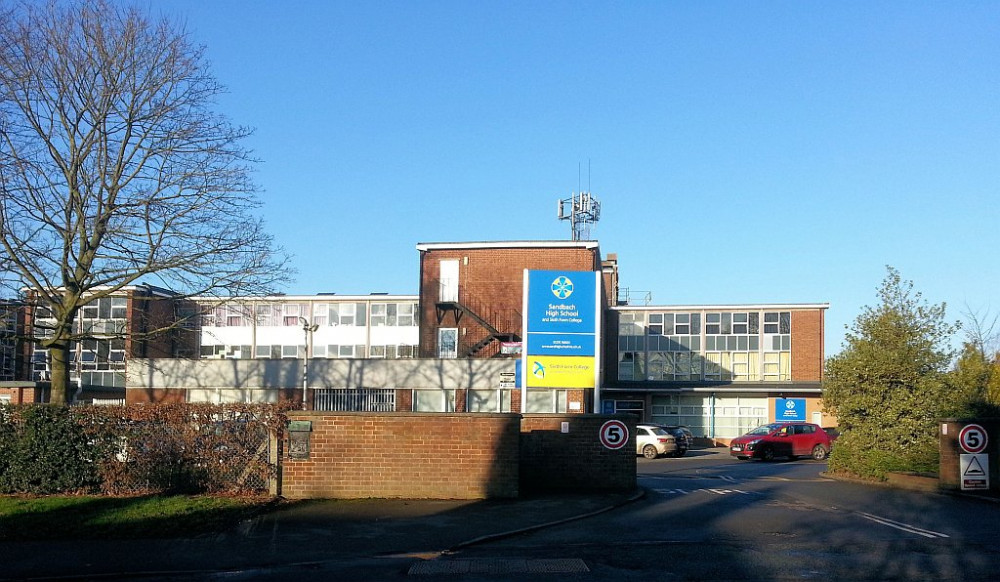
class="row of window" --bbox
[198,344,419,359]
[620,311,793,337]
[200,302,418,328]
[619,333,791,353]
[607,394,772,438]
[619,349,791,382]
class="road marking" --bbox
[719,475,737,483]
[858,512,950,539]
[705,488,753,495]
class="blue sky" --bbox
[159,2,999,357]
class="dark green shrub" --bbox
[5,405,102,494]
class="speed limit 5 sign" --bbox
[959,424,989,454]
[600,420,629,450]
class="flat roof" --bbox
[195,294,418,302]
[612,303,830,311]
[416,240,600,251]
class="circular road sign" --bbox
[959,424,989,454]
[600,420,629,450]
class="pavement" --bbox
[0,489,644,581]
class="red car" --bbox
[729,422,832,461]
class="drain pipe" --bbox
[709,392,716,442]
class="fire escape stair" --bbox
[435,301,520,357]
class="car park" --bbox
[729,422,831,461]
[636,424,678,459]
[657,425,694,457]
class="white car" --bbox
[636,424,678,459]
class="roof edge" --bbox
[416,240,600,251]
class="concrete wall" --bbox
[126,358,516,403]
[280,412,522,499]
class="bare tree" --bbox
[962,303,1000,360]
[0,0,291,403]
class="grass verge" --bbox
[0,494,281,541]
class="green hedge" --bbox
[0,403,291,495]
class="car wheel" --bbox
[642,444,659,459]
[811,444,828,460]
[761,446,775,461]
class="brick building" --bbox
[416,241,617,413]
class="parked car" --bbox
[657,425,695,457]
[636,424,678,459]
[729,422,832,461]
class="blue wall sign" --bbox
[526,270,597,338]
[776,398,806,422]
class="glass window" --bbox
[706,313,720,335]
[749,312,759,334]
[371,303,386,326]
[780,312,791,334]
[764,312,779,334]
[675,313,690,335]
[397,302,415,327]
[111,297,127,319]
[312,303,328,326]
[733,313,748,334]
[386,303,397,326]
[281,345,298,358]
[283,304,301,326]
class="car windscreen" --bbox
[747,424,781,435]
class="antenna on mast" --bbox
[557,164,601,241]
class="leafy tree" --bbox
[0,1,291,403]
[824,267,959,479]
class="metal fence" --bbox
[313,388,396,412]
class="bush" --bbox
[0,405,103,494]
[0,403,290,495]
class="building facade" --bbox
[601,303,829,443]
[11,240,830,433]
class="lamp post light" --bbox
[299,317,319,410]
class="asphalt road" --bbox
[449,448,1000,581]
[118,448,1000,582]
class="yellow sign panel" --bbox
[526,356,596,389]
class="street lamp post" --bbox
[299,317,319,410]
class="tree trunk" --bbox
[47,339,72,405]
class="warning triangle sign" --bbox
[964,456,987,477]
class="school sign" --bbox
[522,270,602,395]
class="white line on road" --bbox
[858,512,950,539]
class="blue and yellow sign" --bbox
[526,356,597,388]
[523,270,601,389]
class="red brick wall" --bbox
[125,388,188,404]
[520,414,636,493]
[939,419,1000,493]
[0,385,38,404]
[418,246,601,358]
[791,309,824,381]
[281,413,522,499]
